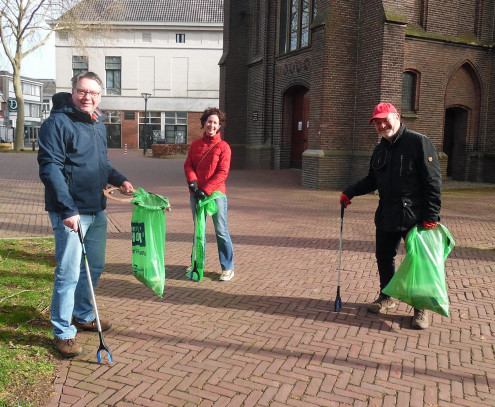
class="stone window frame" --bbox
[402,69,421,113]
[278,0,315,55]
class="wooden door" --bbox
[290,87,309,169]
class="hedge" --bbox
[152,144,189,157]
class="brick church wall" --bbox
[220,0,495,187]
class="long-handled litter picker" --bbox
[77,220,113,364]
[187,196,201,282]
[335,200,345,312]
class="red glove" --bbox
[423,221,438,229]
[340,193,351,209]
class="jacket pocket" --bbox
[402,197,420,229]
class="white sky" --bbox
[0,33,56,80]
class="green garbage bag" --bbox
[382,224,455,317]
[131,188,169,297]
[186,191,226,282]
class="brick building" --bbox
[220,0,495,188]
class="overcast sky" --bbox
[0,35,56,80]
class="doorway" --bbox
[443,107,468,180]
[284,86,309,169]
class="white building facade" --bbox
[54,0,223,149]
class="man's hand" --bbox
[188,181,198,193]
[120,181,134,194]
[340,193,351,209]
[195,189,208,200]
[63,214,81,232]
[423,221,438,229]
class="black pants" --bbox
[375,228,408,294]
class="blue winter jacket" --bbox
[38,92,127,219]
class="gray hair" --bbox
[71,72,103,90]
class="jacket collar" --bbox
[391,124,405,144]
[202,131,222,143]
[50,92,106,123]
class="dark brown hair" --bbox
[200,107,226,128]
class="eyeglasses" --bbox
[75,89,101,98]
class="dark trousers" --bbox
[375,228,408,294]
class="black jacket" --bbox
[343,124,441,232]
[38,92,127,219]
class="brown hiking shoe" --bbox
[73,318,112,332]
[412,309,429,329]
[368,294,397,314]
[53,338,83,358]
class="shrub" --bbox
[151,144,189,158]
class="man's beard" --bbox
[379,129,395,139]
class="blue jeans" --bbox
[190,194,234,271]
[48,211,107,340]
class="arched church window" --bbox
[278,0,315,54]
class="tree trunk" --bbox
[12,68,25,151]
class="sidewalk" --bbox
[1,150,494,407]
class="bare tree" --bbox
[0,0,122,150]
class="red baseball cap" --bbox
[369,103,398,124]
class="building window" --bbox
[106,56,121,95]
[176,33,185,43]
[419,0,428,30]
[164,112,187,144]
[474,0,483,38]
[21,83,41,96]
[142,32,151,42]
[279,0,314,54]
[42,100,50,120]
[402,71,420,112]
[252,0,261,57]
[124,111,135,120]
[72,56,88,77]
[25,103,41,118]
[139,111,161,148]
[165,111,187,125]
[104,111,122,148]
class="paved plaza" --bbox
[0,150,494,407]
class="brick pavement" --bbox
[1,150,495,407]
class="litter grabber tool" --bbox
[335,200,345,312]
[76,220,113,364]
[103,186,135,202]
[104,186,171,211]
[186,195,201,282]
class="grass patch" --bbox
[0,238,58,407]
[0,150,37,154]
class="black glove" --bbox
[195,189,208,200]
[188,181,198,193]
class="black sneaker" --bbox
[367,294,397,314]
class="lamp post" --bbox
[141,93,152,155]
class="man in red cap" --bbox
[340,102,442,329]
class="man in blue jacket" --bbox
[38,72,134,358]
[340,103,441,329]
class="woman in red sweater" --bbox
[184,107,234,281]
